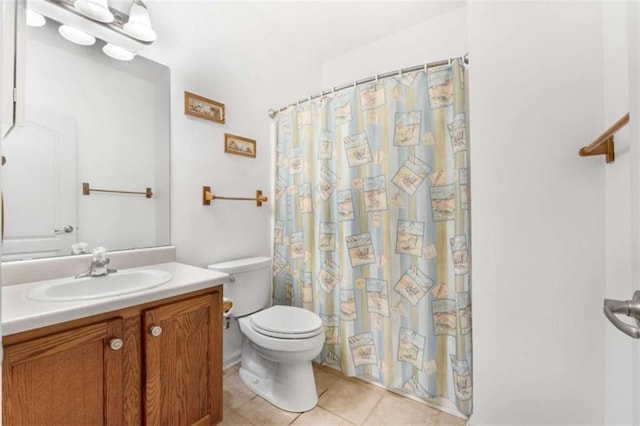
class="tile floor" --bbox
[221,363,467,426]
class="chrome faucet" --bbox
[76,247,117,278]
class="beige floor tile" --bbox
[220,406,254,426]
[363,392,440,426]
[312,362,341,375]
[224,372,257,410]
[318,377,383,425]
[224,363,464,426]
[236,396,302,425]
[224,364,241,377]
[292,406,354,426]
[313,367,340,396]
[343,376,386,394]
[434,412,467,426]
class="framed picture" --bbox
[184,91,225,124]
[225,133,256,158]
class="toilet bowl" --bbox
[208,257,325,413]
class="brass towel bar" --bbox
[579,113,629,164]
[82,182,153,198]
[202,186,268,207]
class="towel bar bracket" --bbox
[579,135,615,164]
[579,112,629,164]
[202,186,268,207]
[82,182,153,198]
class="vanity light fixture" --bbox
[102,43,135,61]
[123,0,156,42]
[58,24,96,46]
[74,0,114,23]
[26,9,46,27]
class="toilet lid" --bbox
[250,305,323,339]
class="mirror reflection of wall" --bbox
[2,16,170,261]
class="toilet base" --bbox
[239,344,319,412]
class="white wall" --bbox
[468,2,606,424]
[321,7,467,88]
[141,2,323,268]
[602,3,633,424]
[626,2,640,424]
[134,2,324,366]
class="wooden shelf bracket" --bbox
[579,113,629,164]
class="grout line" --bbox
[316,379,376,425]
[314,406,358,425]
[359,391,386,426]
[433,411,443,425]
[231,394,258,412]
[223,405,256,426]
[236,410,256,426]
[316,386,330,398]
[288,412,302,425]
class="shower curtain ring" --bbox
[398,69,402,77]
[424,63,428,73]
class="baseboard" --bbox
[223,349,242,370]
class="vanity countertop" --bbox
[2,262,229,336]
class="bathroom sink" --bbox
[26,269,173,302]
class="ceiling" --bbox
[143,1,465,65]
[247,1,466,62]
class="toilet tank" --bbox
[207,256,272,317]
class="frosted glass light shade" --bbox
[74,0,114,23]
[123,0,156,42]
[102,43,135,61]
[26,9,46,27]
[58,25,96,46]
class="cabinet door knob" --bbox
[149,326,162,337]
[109,338,123,351]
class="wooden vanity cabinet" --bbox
[144,294,222,425]
[3,318,124,425]
[2,286,223,426]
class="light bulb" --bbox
[123,0,156,42]
[74,0,114,23]
[58,25,96,46]
[102,43,135,61]
[26,9,46,27]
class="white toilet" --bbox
[208,257,325,412]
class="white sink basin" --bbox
[26,269,173,302]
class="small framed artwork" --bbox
[184,91,225,124]
[225,133,256,158]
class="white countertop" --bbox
[2,262,229,336]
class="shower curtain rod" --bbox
[268,53,468,118]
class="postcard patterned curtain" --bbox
[272,58,471,417]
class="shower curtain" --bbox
[272,57,471,417]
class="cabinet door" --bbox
[143,291,222,426]
[3,318,124,425]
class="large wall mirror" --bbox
[2,13,170,261]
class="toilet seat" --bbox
[250,305,323,339]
